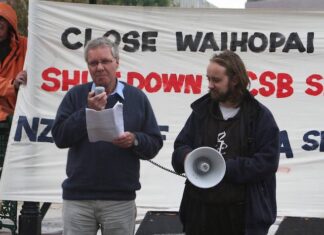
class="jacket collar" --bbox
[190,93,212,119]
[91,80,125,100]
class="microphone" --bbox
[94,86,105,95]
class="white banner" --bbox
[1,0,324,218]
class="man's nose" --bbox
[97,62,104,70]
[208,80,215,89]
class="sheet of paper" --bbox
[86,102,124,142]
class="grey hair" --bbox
[84,37,119,62]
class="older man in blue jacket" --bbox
[52,37,163,235]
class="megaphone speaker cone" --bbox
[184,147,226,189]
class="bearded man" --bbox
[172,50,280,235]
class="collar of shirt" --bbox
[91,80,125,100]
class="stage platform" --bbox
[3,204,324,235]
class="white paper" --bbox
[86,102,124,142]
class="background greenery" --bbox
[7,0,171,36]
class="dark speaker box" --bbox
[135,211,183,235]
[275,217,324,235]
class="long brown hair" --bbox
[210,50,250,104]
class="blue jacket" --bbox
[52,81,163,200]
[172,92,280,235]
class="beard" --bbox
[209,88,233,102]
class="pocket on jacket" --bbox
[247,182,276,226]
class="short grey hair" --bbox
[84,37,119,62]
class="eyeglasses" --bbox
[88,59,114,68]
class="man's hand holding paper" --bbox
[112,132,136,148]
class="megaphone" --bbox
[184,147,226,189]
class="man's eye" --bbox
[88,59,114,67]
[89,61,97,66]
[101,60,112,65]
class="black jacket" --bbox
[172,92,280,235]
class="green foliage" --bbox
[102,0,170,6]
[7,0,29,36]
[7,0,170,36]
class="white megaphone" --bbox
[184,147,226,189]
